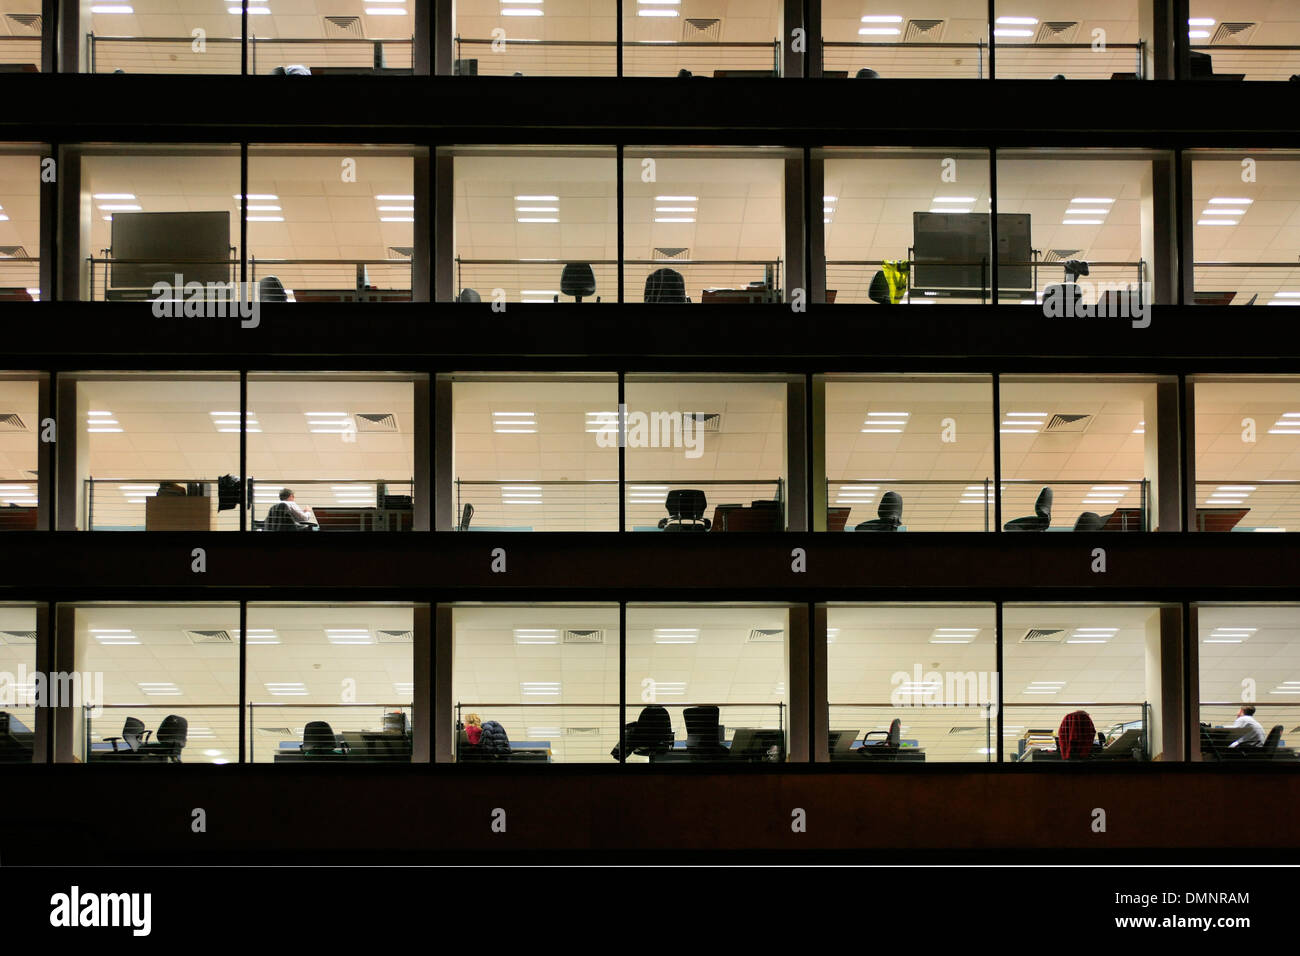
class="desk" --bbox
[1101,508,1145,532]
[1196,507,1249,532]
[273,732,412,762]
[0,288,34,301]
[827,507,851,532]
[0,506,38,531]
[145,495,213,531]
[313,506,413,532]
[710,502,782,532]
[289,289,412,303]
[700,285,779,304]
[0,712,33,761]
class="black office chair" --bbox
[103,716,150,753]
[644,267,689,303]
[676,68,693,78]
[557,263,597,303]
[855,68,880,78]
[629,704,676,758]
[1072,511,1106,531]
[683,705,728,760]
[456,502,474,531]
[456,288,481,303]
[301,720,346,758]
[264,501,309,531]
[859,717,901,754]
[138,714,188,763]
[1260,725,1284,755]
[854,490,903,531]
[258,276,287,302]
[658,489,711,532]
[1004,487,1053,531]
[867,269,894,305]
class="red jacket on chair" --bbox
[1058,710,1096,759]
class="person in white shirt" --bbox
[1228,704,1266,748]
[279,487,316,526]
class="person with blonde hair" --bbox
[464,712,483,746]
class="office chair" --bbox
[856,68,880,78]
[1004,487,1053,531]
[557,263,597,303]
[859,717,901,753]
[103,716,150,753]
[626,704,676,759]
[854,490,903,531]
[683,705,728,760]
[658,488,711,532]
[1072,511,1106,531]
[264,501,309,531]
[677,68,693,78]
[644,267,689,303]
[138,714,188,762]
[302,720,346,758]
[271,64,311,75]
[1063,259,1090,283]
[456,502,474,531]
[1058,710,1095,759]
[1260,725,1284,756]
[456,288,481,303]
[258,276,287,302]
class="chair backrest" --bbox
[684,706,722,744]
[877,491,903,524]
[302,720,337,754]
[458,502,474,530]
[122,716,147,751]
[666,488,707,521]
[156,714,188,752]
[1058,709,1095,759]
[1035,486,1053,518]
[560,263,597,298]
[856,68,880,78]
[1263,724,1283,753]
[887,717,901,748]
[1073,511,1105,531]
[456,288,481,303]
[258,276,287,302]
[644,267,687,303]
[868,270,891,305]
[631,704,675,753]
[264,501,298,531]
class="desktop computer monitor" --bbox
[827,729,857,755]
[730,727,785,761]
[912,212,1033,297]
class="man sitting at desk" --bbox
[274,487,316,529]
[1228,703,1265,748]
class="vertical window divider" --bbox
[989,146,999,304]
[618,601,627,764]
[238,599,247,764]
[618,371,626,532]
[1178,372,1190,534]
[986,0,996,80]
[992,371,1002,531]
[1182,599,1193,762]
[240,370,248,532]
[616,0,623,78]
[241,3,248,76]
[239,143,248,292]
[995,600,1004,763]
[617,145,625,303]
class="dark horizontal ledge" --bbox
[5,76,1300,146]
[8,303,1300,370]
[2,531,1299,595]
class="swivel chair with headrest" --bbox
[683,705,728,760]
[859,717,901,754]
[103,716,150,753]
[611,704,676,760]
[1072,511,1106,531]
[139,714,188,762]
[557,263,597,303]
[855,490,903,531]
[264,501,310,531]
[1260,724,1284,755]
[1004,487,1053,531]
[301,720,346,758]
[456,288,481,303]
[644,267,689,303]
[258,276,287,302]
[856,67,880,78]
[658,488,711,532]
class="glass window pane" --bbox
[825,375,993,531]
[624,376,787,532]
[1193,377,1300,531]
[623,0,780,77]
[452,374,619,531]
[75,373,241,531]
[250,7,414,75]
[624,604,790,764]
[822,148,991,305]
[74,603,240,764]
[0,146,42,299]
[624,147,787,302]
[1197,604,1300,760]
[449,146,616,303]
[246,373,417,532]
[247,603,415,764]
[1191,151,1300,306]
[454,0,616,76]
[999,376,1158,531]
[994,1,1144,80]
[84,2,242,74]
[823,0,987,79]
[1003,603,1160,761]
[248,145,418,303]
[0,374,39,528]
[0,604,37,763]
[827,604,997,762]
[1189,5,1300,81]
[452,604,620,763]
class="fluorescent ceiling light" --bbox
[656,206,696,213]
[654,628,699,644]
[520,682,561,695]
[638,9,678,15]
[97,204,141,211]
[823,195,837,201]
[1006,412,1046,417]
[326,628,373,644]
[993,28,1033,37]
[1062,219,1104,225]
[1197,219,1236,226]
[860,15,902,22]
[91,4,133,11]
[517,217,559,223]
[380,216,414,222]
[365,6,408,13]
[655,195,697,201]
[1188,30,1209,38]
[1067,208,1109,215]
[655,217,695,223]
[514,629,559,644]
[860,428,903,433]
[228,6,272,13]
[933,196,976,203]
[515,206,557,212]
[858,27,900,34]
[375,194,413,200]
[1200,208,1244,215]
[515,194,558,201]
[247,216,284,222]
[1208,197,1252,204]
[1072,197,1113,204]
[996,16,1038,24]
[931,208,971,214]
[92,193,135,200]
[1188,18,1215,26]
[265,682,308,696]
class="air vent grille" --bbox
[564,629,604,644]
[1035,21,1079,43]
[186,629,233,644]
[683,18,721,42]
[389,246,413,258]
[323,16,364,39]
[5,13,42,34]
[355,412,398,431]
[0,413,28,432]
[1043,413,1093,433]
[1043,248,1082,263]
[0,630,36,644]
[1211,21,1257,44]
[946,726,985,735]
[257,727,295,737]
[903,19,944,42]
[747,628,784,643]
[376,629,413,643]
[679,411,722,432]
[565,726,601,736]
[1021,628,1066,644]
[0,246,30,259]
[653,247,689,260]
